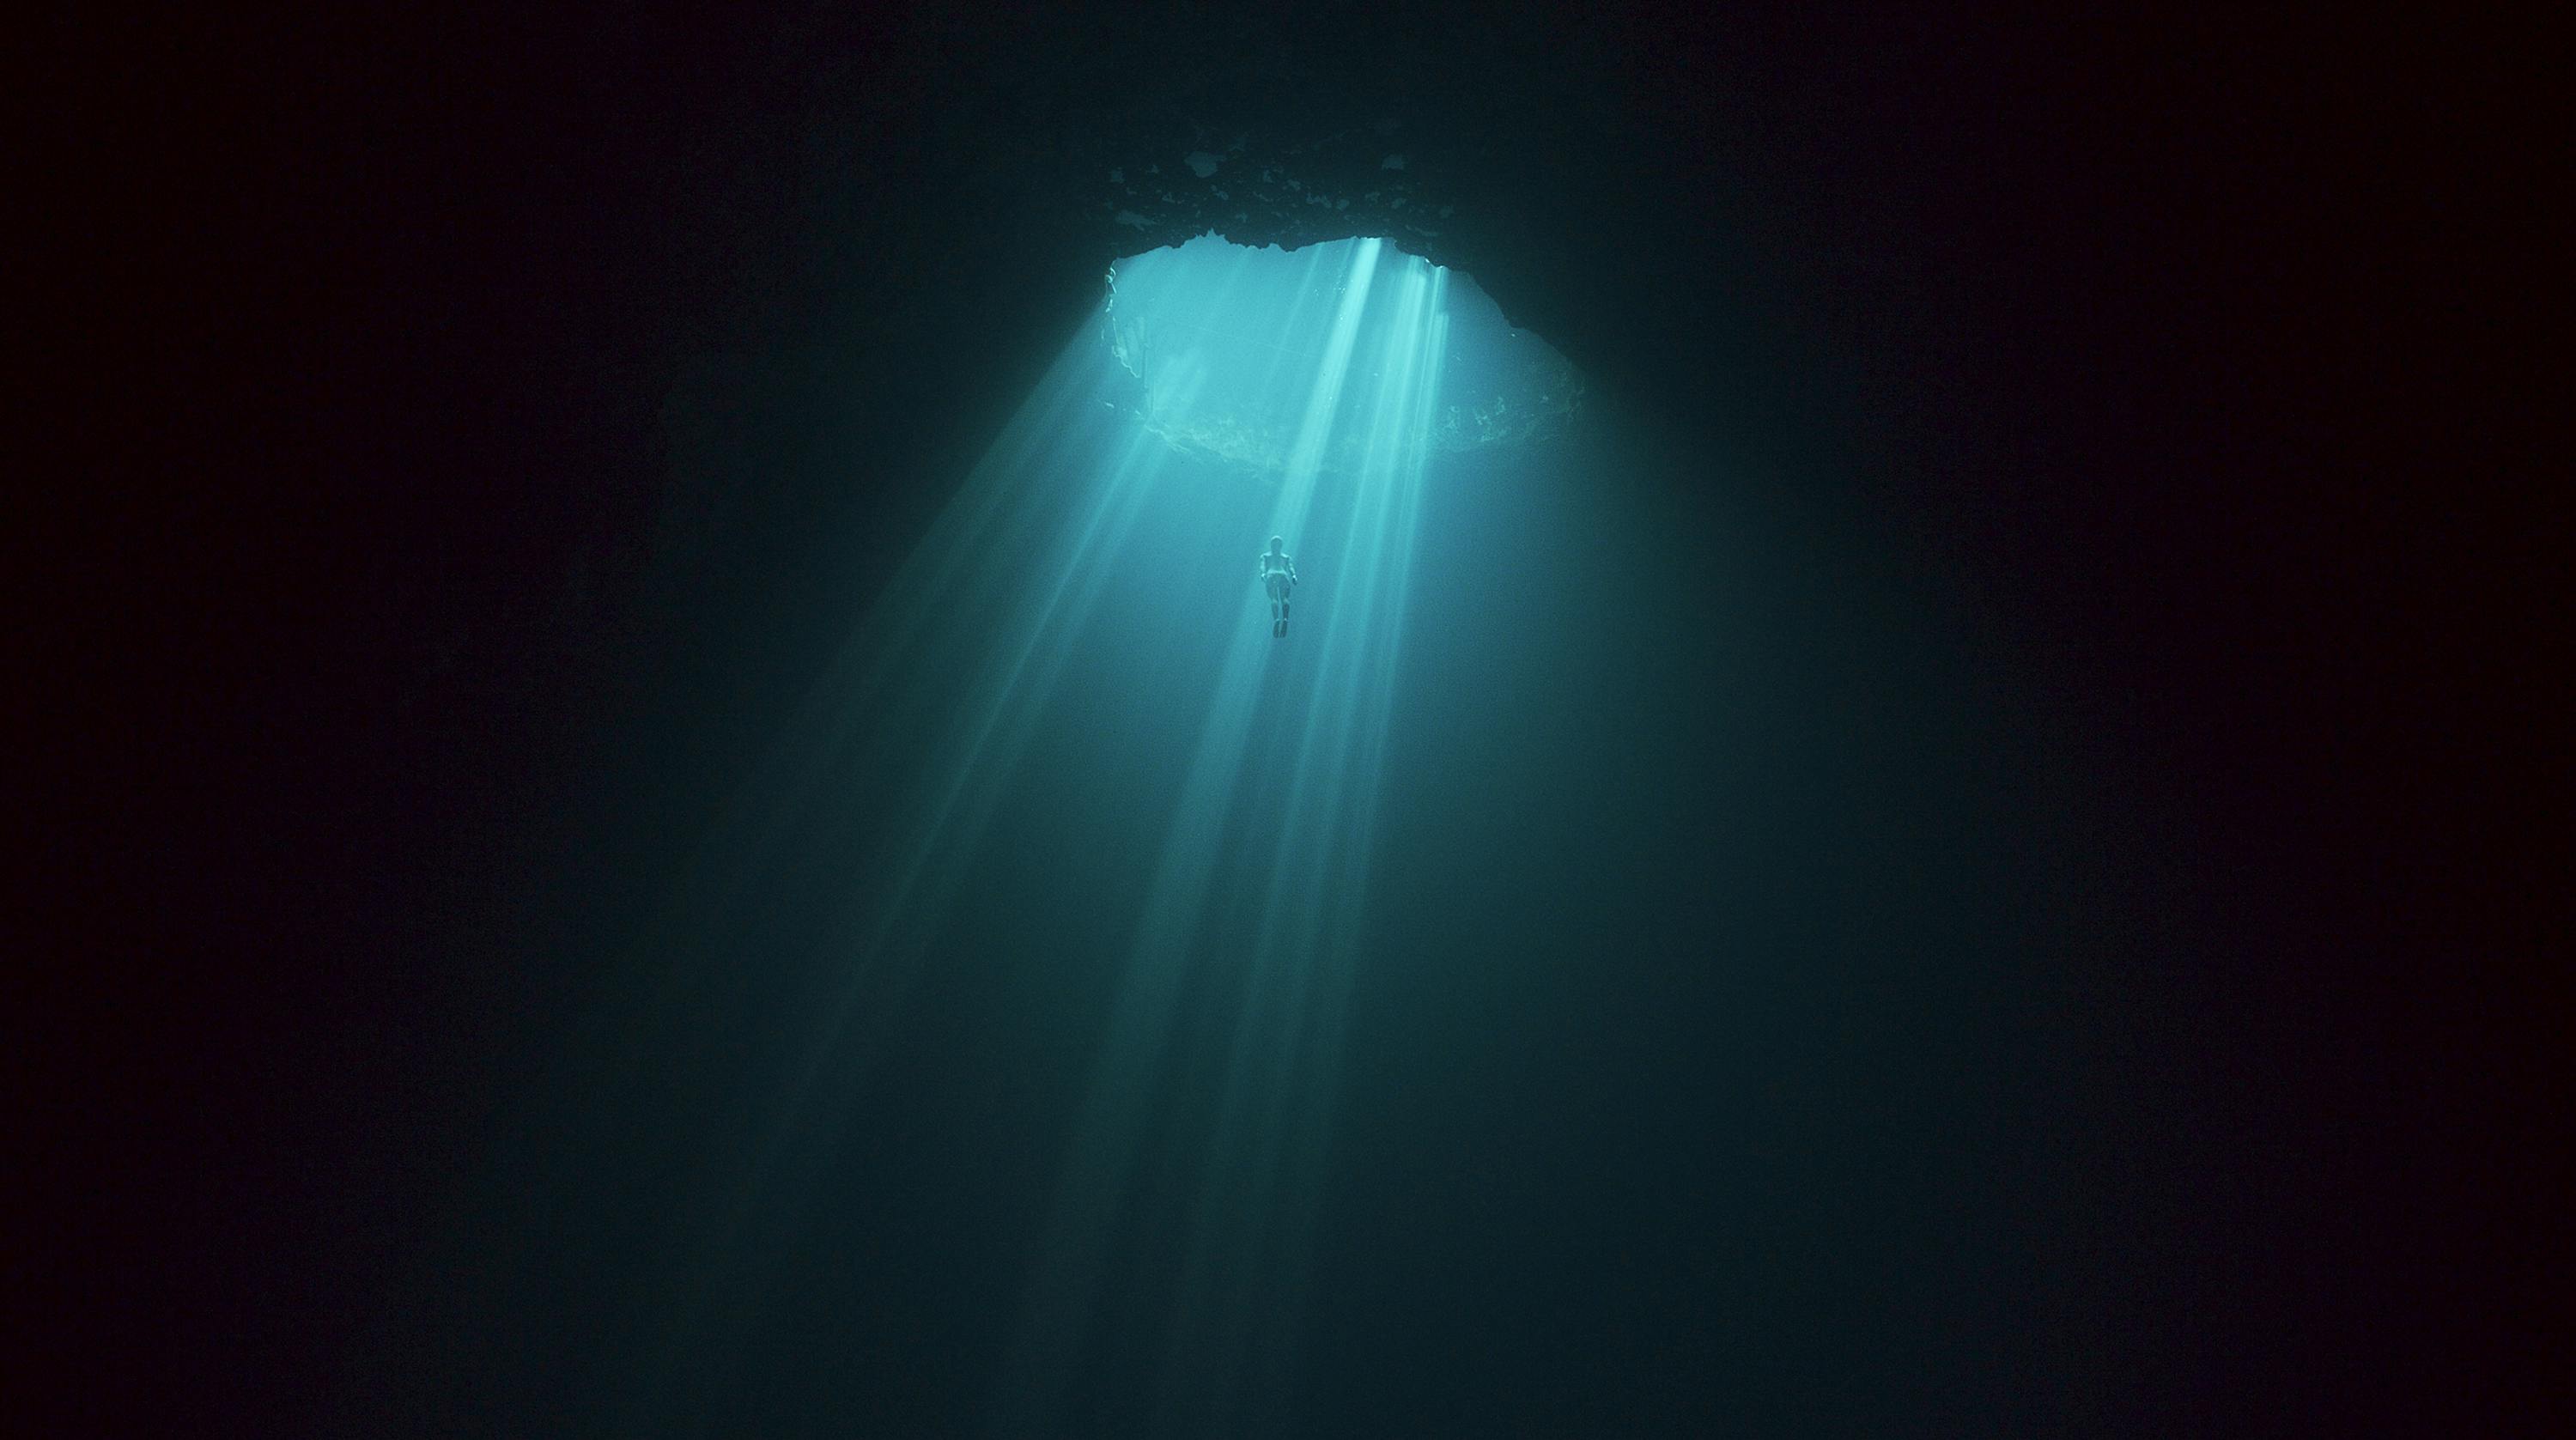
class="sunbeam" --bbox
[554,233,1551,1437]
[993,235,1452,1433]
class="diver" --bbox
[1258,536,1298,637]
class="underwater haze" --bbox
[384,235,2127,1437]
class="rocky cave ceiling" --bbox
[807,3,1659,404]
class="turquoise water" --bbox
[416,234,2063,1437]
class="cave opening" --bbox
[1103,232,1582,478]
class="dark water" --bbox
[351,312,2183,1435]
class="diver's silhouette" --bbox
[1258,536,1297,637]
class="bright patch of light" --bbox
[1107,234,1580,476]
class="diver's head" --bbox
[1268,535,1284,554]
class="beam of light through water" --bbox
[539,234,1510,1437]
[993,238,1451,1435]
